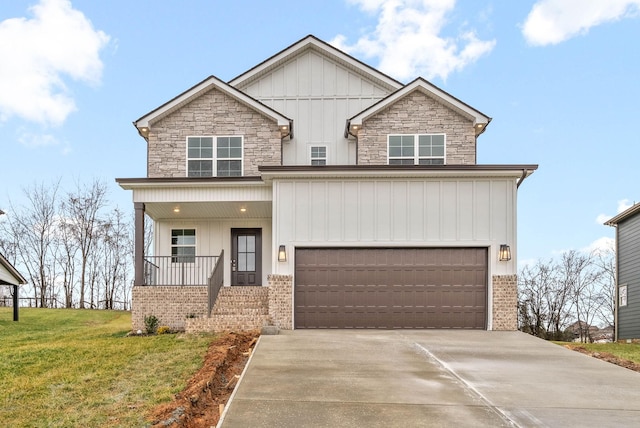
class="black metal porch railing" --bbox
[208,250,224,314]
[143,255,221,286]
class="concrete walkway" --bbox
[219,330,640,427]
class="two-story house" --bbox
[117,35,537,333]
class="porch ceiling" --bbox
[144,201,272,220]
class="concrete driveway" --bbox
[219,330,640,427]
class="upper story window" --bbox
[187,136,243,177]
[310,146,327,165]
[388,134,445,165]
[171,229,195,263]
[619,284,628,307]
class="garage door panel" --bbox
[295,248,487,329]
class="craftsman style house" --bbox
[606,203,640,341]
[118,35,536,332]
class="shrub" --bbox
[157,326,171,335]
[144,315,159,335]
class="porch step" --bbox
[186,286,270,333]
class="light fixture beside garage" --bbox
[278,245,287,262]
[499,244,511,261]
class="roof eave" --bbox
[604,202,640,226]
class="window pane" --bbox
[238,236,246,252]
[311,159,326,166]
[432,134,444,145]
[247,253,255,271]
[389,135,401,145]
[201,147,213,158]
[238,253,246,271]
[247,236,255,252]
[217,160,241,176]
[419,158,444,165]
[188,160,213,177]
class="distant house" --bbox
[117,35,537,333]
[0,252,27,321]
[606,203,640,341]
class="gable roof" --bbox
[346,78,492,137]
[605,202,640,226]
[0,253,27,286]
[133,75,292,140]
[229,34,402,92]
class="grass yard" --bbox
[562,341,640,365]
[0,308,213,427]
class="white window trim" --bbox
[185,135,244,177]
[619,284,628,307]
[171,228,196,263]
[309,145,328,166]
[387,133,446,165]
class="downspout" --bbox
[344,120,359,165]
[516,169,530,189]
[280,120,293,166]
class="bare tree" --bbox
[593,244,616,331]
[60,180,108,309]
[1,182,61,307]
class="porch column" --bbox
[13,284,18,322]
[134,202,145,286]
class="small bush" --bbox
[157,326,171,335]
[144,315,159,335]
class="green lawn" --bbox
[0,308,213,427]
[562,341,640,365]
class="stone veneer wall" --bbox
[492,274,518,331]
[268,274,293,330]
[146,87,282,178]
[357,90,476,165]
[131,285,208,332]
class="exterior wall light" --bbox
[278,245,287,262]
[499,244,511,261]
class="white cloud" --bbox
[18,130,71,155]
[581,236,615,255]
[332,0,495,81]
[522,0,640,46]
[617,198,633,213]
[595,198,634,224]
[0,0,110,126]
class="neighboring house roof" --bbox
[346,77,492,137]
[604,202,640,226]
[133,74,293,140]
[229,34,403,92]
[0,253,27,286]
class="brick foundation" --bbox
[492,274,518,330]
[268,274,293,330]
[132,285,208,332]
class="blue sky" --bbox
[1,0,639,265]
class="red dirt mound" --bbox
[148,331,259,428]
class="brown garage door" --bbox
[295,248,487,329]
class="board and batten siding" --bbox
[237,50,392,166]
[272,177,516,276]
[617,213,640,339]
